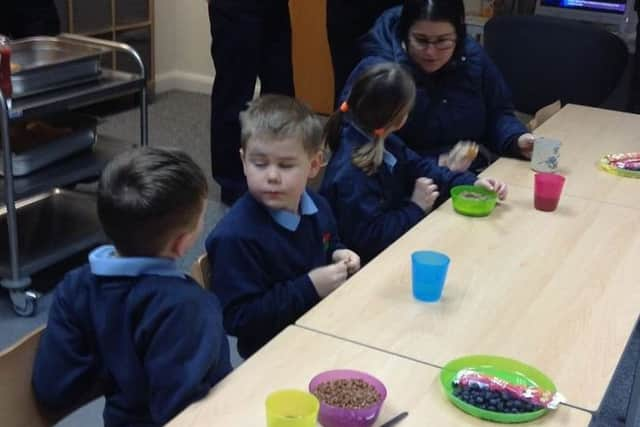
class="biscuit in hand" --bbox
[464,142,479,161]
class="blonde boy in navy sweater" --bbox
[206,95,360,358]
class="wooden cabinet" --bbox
[289,0,334,115]
[54,0,154,89]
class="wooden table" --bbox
[481,104,640,209]
[297,185,640,412]
[168,327,591,426]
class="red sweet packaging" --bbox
[454,369,565,409]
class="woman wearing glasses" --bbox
[341,0,534,171]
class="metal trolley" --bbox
[0,34,148,316]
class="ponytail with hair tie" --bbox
[324,101,349,153]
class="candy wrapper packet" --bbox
[454,369,565,409]
[605,152,640,171]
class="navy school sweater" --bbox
[32,246,232,427]
[320,121,477,264]
[205,191,344,358]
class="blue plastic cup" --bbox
[411,251,450,302]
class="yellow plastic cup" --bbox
[265,389,319,427]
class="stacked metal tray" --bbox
[10,36,111,99]
[0,189,104,278]
[1,114,97,176]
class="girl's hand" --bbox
[412,177,439,212]
[475,177,508,200]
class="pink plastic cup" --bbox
[534,173,566,212]
[308,369,387,427]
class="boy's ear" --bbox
[308,150,324,179]
[169,230,194,259]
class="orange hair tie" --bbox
[339,101,349,113]
[373,128,385,137]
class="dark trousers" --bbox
[0,0,60,38]
[208,1,294,204]
[326,0,401,107]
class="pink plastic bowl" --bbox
[308,369,387,427]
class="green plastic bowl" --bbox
[440,355,556,423]
[450,185,498,217]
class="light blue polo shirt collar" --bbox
[383,149,397,171]
[89,245,185,278]
[269,191,318,232]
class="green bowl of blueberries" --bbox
[450,185,497,217]
[440,355,556,423]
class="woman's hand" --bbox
[517,133,536,159]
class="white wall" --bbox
[154,0,214,94]
[465,0,483,15]
[153,0,175,80]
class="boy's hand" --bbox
[475,177,508,200]
[411,177,439,212]
[308,261,349,298]
[332,249,361,276]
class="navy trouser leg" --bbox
[326,0,402,107]
[209,4,260,204]
[209,2,294,204]
[326,0,363,107]
[258,1,294,97]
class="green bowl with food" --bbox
[440,355,556,423]
[450,185,497,217]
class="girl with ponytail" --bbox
[320,62,508,264]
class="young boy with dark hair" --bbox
[32,147,232,426]
[206,94,361,359]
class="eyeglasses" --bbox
[408,33,457,51]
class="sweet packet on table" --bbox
[453,369,566,410]
[599,152,640,178]
[606,152,640,171]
